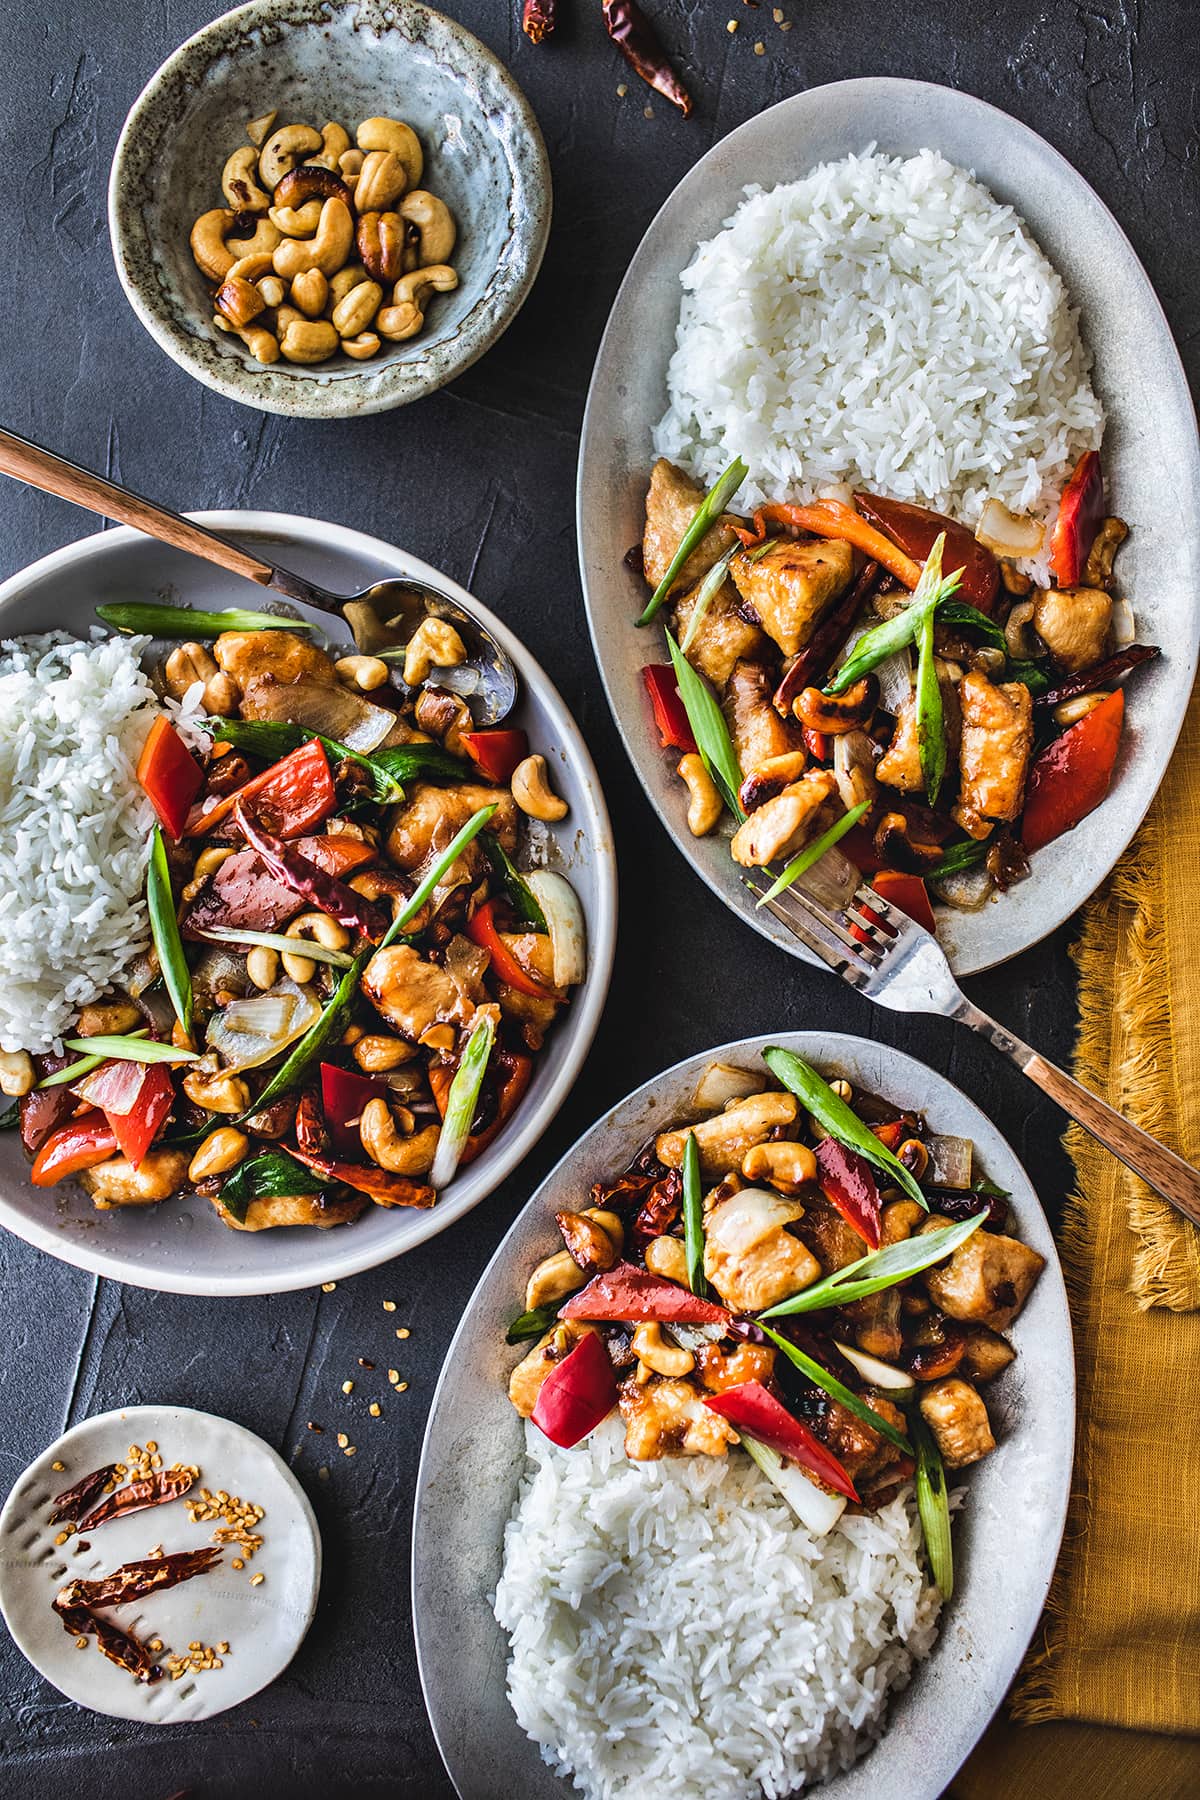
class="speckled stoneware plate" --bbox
[577,78,1200,977]
[0,514,615,1297]
[109,0,550,417]
[413,1030,1074,1800]
[0,1404,320,1723]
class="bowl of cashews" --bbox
[108,0,551,418]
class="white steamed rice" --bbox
[0,632,161,1054]
[495,1418,942,1799]
[653,147,1103,563]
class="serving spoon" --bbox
[0,425,519,725]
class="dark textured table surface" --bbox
[1,2,1195,1795]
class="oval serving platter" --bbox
[577,77,1200,977]
[0,513,616,1297]
[413,1030,1074,1800]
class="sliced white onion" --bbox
[742,1434,846,1536]
[429,1012,496,1189]
[930,863,995,912]
[222,993,297,1038]
[817,482,857,509]
[523,871,586,988]
[927,1133,974,1189]
[1111,595,1136,648]
[834,1341,917,1398]
[206,978,321,1073]
[976,498,1045,558]
[693,1062,764,1113]
[874,647,914,717]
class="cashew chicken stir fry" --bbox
[507,1054,1044,1563]
[16,618,584,1232]
[637,452,1159,922]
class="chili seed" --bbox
[250,1572,265,1586]
[342,1381,354,1395]
[369,1403,381,1418]
[322,1282,336,1293]
[51,1460,65,1472]
[383,1300,396,1312]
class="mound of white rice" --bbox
[0,632,161,1053]
[654,147,1103,550]
[495,1419,941,1799]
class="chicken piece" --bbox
[508,1321,599,1418]
[703,1186,819,1312]
[414,687,473,756]
[656,1091,798,1176]
[386,781,518,869]
[1033,586,1112,673]
[952,672,1033,841]
[844,1200,923,1360]
[493,931,561,1051]
[673,577,766,686]
[696,1340,777,1393]
[823,1394,907,1483]
[642,458,739,594]
[81,1151,190,1208]
[795,1198,870,1275]
[730,773,837,869]
[923,1230,1045,1331]
[724,659,803,776]
[213,629,336,690]
[729,538,855,658]
[618,1373,738,1459]
[362,944,476,1041]
[919,1377,995,1468]
[959,1324,1017,1383]
[216,1191,367,1232]
[876,686,923,794]
[1082,516,1128,590]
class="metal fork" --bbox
[745,852,1200,1228]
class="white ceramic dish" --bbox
[0,513,616,1296]
[0,1404,320,1723]
[577,78,1200,976]
[413,1030,1074,1800]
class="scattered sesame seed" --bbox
[383,1300,396,1312]
[75,1636,88,1649]
[51,1461,65,1472]
[232,1557,244,1570]
[189,1640,202,1651]
[145,1440,158,1453]
[396,1327,411,1340]
[754,40,765,54]
[369,1402,381,1418]
[54,1530,69,1546]
[727,18,739,30]
[341,1380,354,1395]
[250,1572,265,1586]
[358,1358,374,1370]
[780,17,792,27]
[218,1642,230,1655]
[149,1639,163,1652]
[397,1382,409,1393]
[337,1432,349,1448]
[307,1421,323,1433]
[322,1282,336,1292]
[388,1368,400,1384]
[343,1445,357,1457]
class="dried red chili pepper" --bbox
[522,0,557,44]
[76,1466,197,1532]
[773,562,882,715]
[602,1,692,116]
[631,1167,683,1244]
[235,802,387,942]
[55,1547,221,1613]
[1032,643,1159,710]
[288,1143,436,1208]
[49,1463,119,1525]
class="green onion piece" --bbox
[826,537,960,695]
[38,1029,150,1088]
[760,1213,988,1318]
[755,801,870,908]
[382,804,497,947]
[679,547,736,655]
[912,1409,953,1596]
[915,600,946,805]
[61,1035,197,1063]
[505,1298,565,1344]
[204,720,406,804]
[219,1147,322,1225]
[98,604,315,637]
[372,743,468,787]
[764,1046,928,1208]
[935,598,1007,656]
[430,1012,496,1189]
[924,837,990,880]
[482,834,547,930]
[198,926,354,968]
[682,1132,706,1295]
[746,536,781,564]
[665,630,744,820]
[147,826,193,1036]
[638,457,748,626]
[762,1326,913,1453]
[972,1176,1010,1198]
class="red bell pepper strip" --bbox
[19,1056,78,1153]
[871,1120,907,1152]
[855,494,999,612]
[460,728,529,785]
[872,870,937,935]
[136,717,203,842]
[837,822,885,876]
[467,898,559,1001]
[74,1061,175,1169]
[813,1137,882,1248]
[287,1144,435,1209]
[30,1111,119,1186]
[702,1380,859,1501]
[530,1329,617,1448]
[560,1261,730,1326]
[642,665,698,754]
[300,834,379,877]
[427,1045,533,1165]
[733,500,923,590]
[319,1062,385,1159]
[187,739,335,839]
[234,803,388,941]
[1049,450,1105,587]
[1021,687,1124,853]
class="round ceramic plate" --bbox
[0,1404,320,1723]
[412,1030,1074,1800]
[0,513,615,1296]
[577,78,1200,976]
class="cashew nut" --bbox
[1005,597,1039,660]
[190,208,238,282]
[222,145,271,212]
[270,199,323,237]
[314,121,351,170]
[352,149,407,215]
[228,321,280,365]
[511,754,568,823]
[258,123,323,191]
[273,164,355,212]
[402,617,467,686]
[678,753,721,836]
[331,278,382,338]
[246,111,278,149]
[359,1098,441,1174]
[335,653,389,691]
[164,642,239,714]
[352,1034,416,1072]
[76,999,141,1036]
[556,1209,619,1275]
[897,1137,930,1180]
[399,190,456,266]
[256,274,286,307]
[376,265,458,341]
[525,1248,587,1311]
[741,1140,818,1196]
[644,1234,689,1285]
[181,843,235,903]
[282,910,351,981]
[214,275,266,329]
[356,211,407,283]
[182,1067,251,1116]
[223,215,281,262]
[189,1127,249,1184]
[272,198,354,281]
[342,332,381,361]
[339,147,365,180]
[329,262,370,307]
[227,250,277,284]
[290,268,329,317]
[1054,690,1111,726]
[356,117,423,187]
[280,318,339,364]
[246,945,280,990]
[0,1050,34,1097]
[632,1322,695,1378]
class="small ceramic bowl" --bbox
[108,0,551,418]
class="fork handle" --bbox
[957,999,1200,1229]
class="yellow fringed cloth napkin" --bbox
[952,691,1200,1797]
